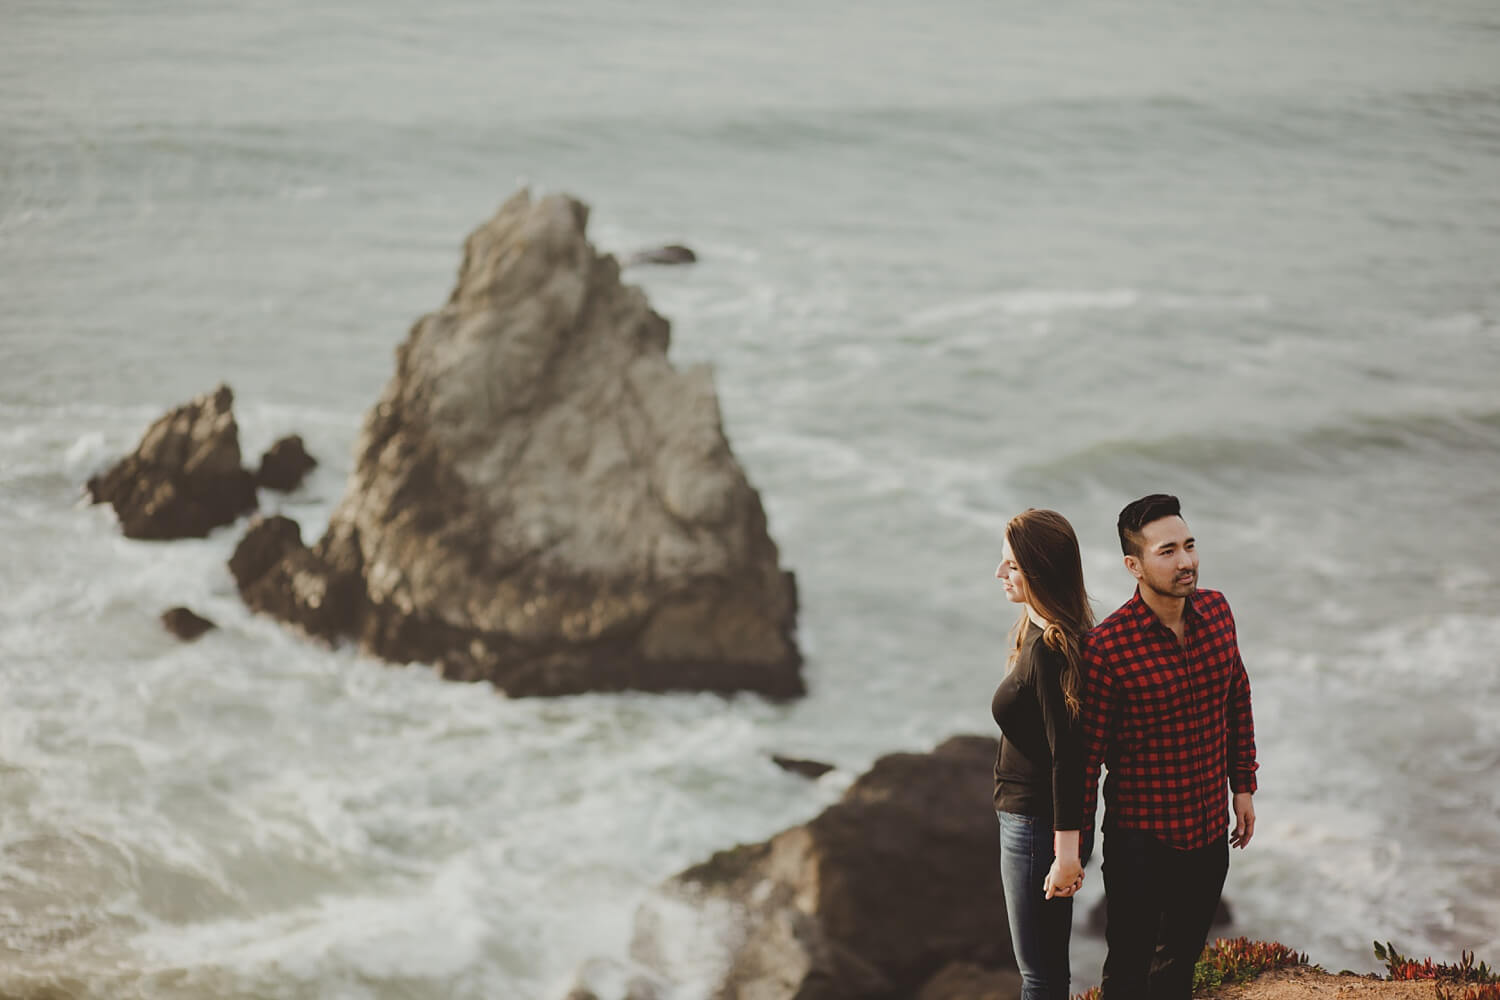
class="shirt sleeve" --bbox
[1226,631,1258,794]
[1034,641,1084,831]
[1079,637,1117,840]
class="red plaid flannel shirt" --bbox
[1080,587,1258,851]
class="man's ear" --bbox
[1123,554,1143,581]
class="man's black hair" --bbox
[1118,493,1182,557]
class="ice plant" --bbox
[1069,937,1308,999]
[1192,937,1310,992]
[1375,943,1497,984]
[1434,986,1500,1000]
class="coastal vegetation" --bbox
[1069,940,1497,1000]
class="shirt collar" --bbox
[1125,586,1202,629]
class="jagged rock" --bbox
[917,962,1023,1000]
[229,515,360,642]
[625,244,697,267]
[86,385,258,539]
[615,736,1011,999]
[160,606,217,641]
[771,754,835,779]
[256,435,317,492]
[239,190,800,697]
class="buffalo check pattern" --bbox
[1080,587,1258,851]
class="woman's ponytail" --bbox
[1041,622,1084,717]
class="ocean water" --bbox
[3,1,1499,997]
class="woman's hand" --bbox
[1042,855,1084,899]
[1043,830,1084,899]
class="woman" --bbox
[992,508,1094,1000]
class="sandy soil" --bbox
[1215,967,1445,1000]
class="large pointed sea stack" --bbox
[234,190,802,697]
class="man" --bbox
[1080,494,1258,999]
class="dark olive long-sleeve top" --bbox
[991,621,1085,830]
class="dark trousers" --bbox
[1100,826,1228,1000]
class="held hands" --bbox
[1042,856,1084,899]
[1230,791,1256,849]
[1044,829,1085,899]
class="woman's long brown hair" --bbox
[1004,508,1094,716]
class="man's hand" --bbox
[1230,792,1256,849]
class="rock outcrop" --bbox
[590,736,1012,1000]
[256,435,317,492]
[235,190,801,697]
[87,385,258,539]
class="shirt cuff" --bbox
[1231,773,1258,795]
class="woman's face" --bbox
[996,538,1027,605]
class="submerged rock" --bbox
[770,754,835,779]
[256,434,317,492]
[238,190,801,697]
[87,385,258,539]
[624,244,698,267]
[610,736,1012,999]
[160,606,217,641]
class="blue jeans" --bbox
[998,811,1074,1000]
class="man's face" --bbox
[1126,515,1198,599]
